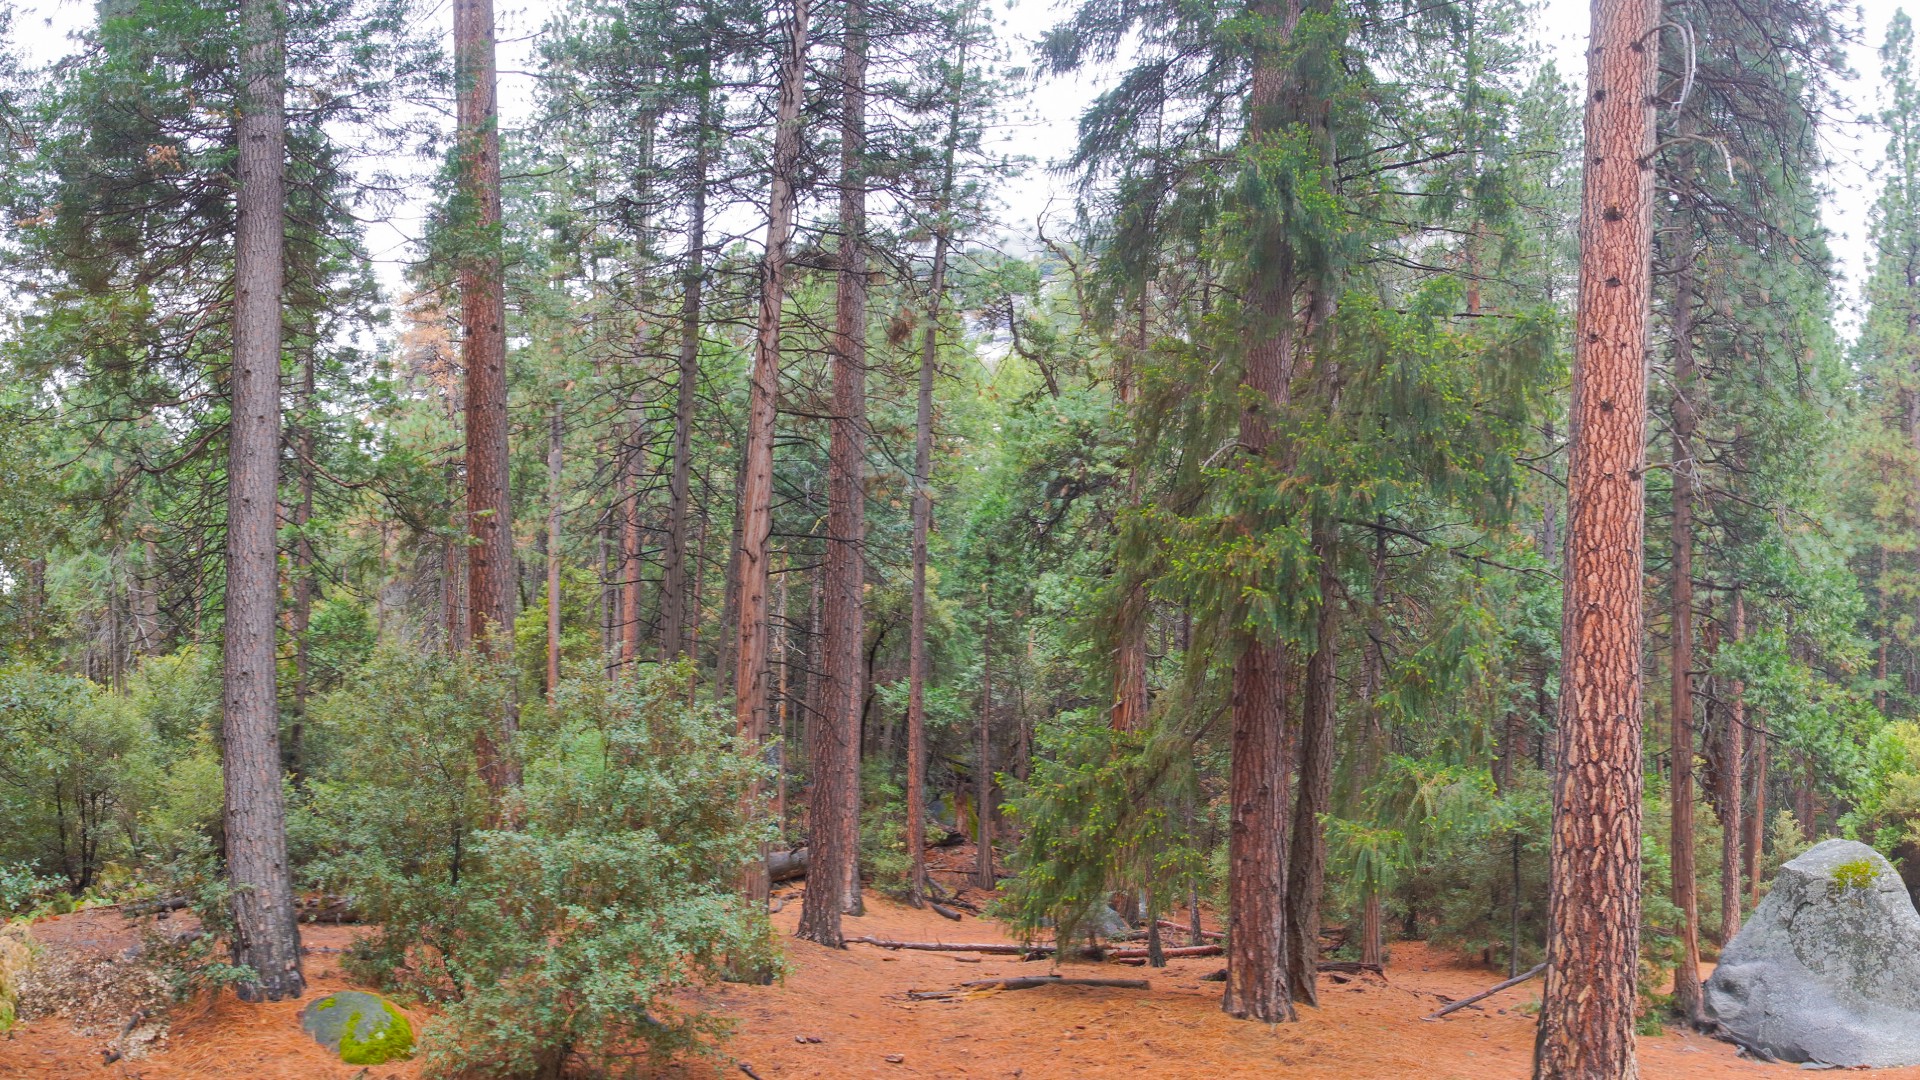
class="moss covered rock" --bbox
[299,990,413,1065]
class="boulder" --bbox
[1705,838,1920,1066]
[299,990,413,1065]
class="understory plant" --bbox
[307,656,778,1077]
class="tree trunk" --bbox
[455,0,516,794]
[546,400,564,702]
[908,47,962,905]
[1286,518,1339,1006]
[1220,0,1312,1027]
[1533,0,1659,1068]
[1669,226,1702,1025]
[800,0,866,944]
[975,592,995,891]
[224,0,304,1002]
[287,348,315,779]
[742,0,808,947]
[1718,588,1744,941]
[1358,529,1387,969]
[620,394,646,669]
[660,63,710,662]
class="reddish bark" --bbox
[744,0,808,940]
[1533,0,1660,1068]
[455,0,516,794]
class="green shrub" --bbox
[308,657,778,1077]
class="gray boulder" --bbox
[1705,838,1920,1066]
[299,990,413,1065]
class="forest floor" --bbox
[0,872,1903,1080]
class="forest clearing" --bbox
[9,0,1920,1069]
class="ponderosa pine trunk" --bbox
[1286,517,1339,1005]
[1669,219,1702,1024]
[660,62,710,662]
[1533,0,1660,1067]
[224,0,304,1002]
[546,400,563,702]
[455,0,516,794]
[1357,530,1387,969]
[745,0,808,943]
[805,0,868,937]
[907,46,961,905]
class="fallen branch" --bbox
[929,903,964,922]
[1156,919,1223,941]
[1423,962,1546,1020]
[852,937,1037,955]
[909,976,1150,1000]
[1104,944,1222,960]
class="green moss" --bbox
[335,999,413,1065]
[1833,858,1881,894]
[300,991,413,1065]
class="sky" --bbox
[6,0,1914,329]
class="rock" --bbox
[299,990,413,1065]
[1705,839,1920,1066]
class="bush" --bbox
[308,657,778,1077]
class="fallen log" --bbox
[1423,962,1546,1020]
[909,976,1151,1000]
[1317,961,1384,976]
[852,937,1038,955]
[929,903,964,922]
[1104,944,1222,960]
[1155,919,1223,942]
[769,847,809,883]
[121,896,190,917]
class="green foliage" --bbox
[1833,857,1880,894]
[309,659,777,1075]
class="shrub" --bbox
[309,658,778,1077]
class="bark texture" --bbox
[1286,519,1340,1005]
[747,0,808,940]
[455,0,516,793]
[224,0,304,1002]
[804,0,869,940]
[546,401,563,701]
[1533,0,1660,1069]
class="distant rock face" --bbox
[299,990,413,1065]
[1705,838,1920,1066]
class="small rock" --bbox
[299,991,413,1065]
[886,1054,905,1063]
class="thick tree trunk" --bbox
[455,0,516,794]
[1533,0,1660,1068]
[1221,0,1310,1026]
[546,401,563,701]
[1669,234,1702,1025]
[1286,518,1339,1005]
[801,0,867,943]
[743,0,807,945]
[660,68,710,662]
[224,0,304,1002]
